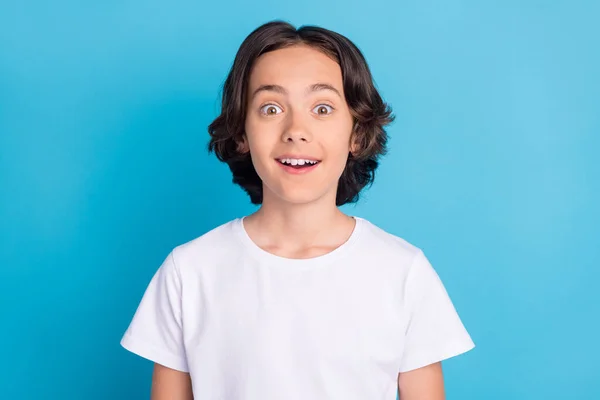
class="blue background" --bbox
[1,1,598,399]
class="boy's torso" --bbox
[172,218,418,399]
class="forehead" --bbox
[248,45,343,91]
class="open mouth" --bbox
[276,158,321,170]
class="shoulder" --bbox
[357,217,422,256]
[167,218,241,274]
[355,217,424,270]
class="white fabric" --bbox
[121,217,475,399]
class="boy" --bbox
[121,20,475,400]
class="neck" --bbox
[244,189,355,256]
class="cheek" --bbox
[321,140,351,179]
[326,127,353,172]
[326,127,353,157]
[244,119,264,152]
[245,124,275,171]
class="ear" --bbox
[350,140,359,156]
[237,134,250,153]
[349,131,361,157]
[348,120,362,157]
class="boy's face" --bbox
[243,45,355,206]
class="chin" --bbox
[278,192,323,205]
[270,186,332,206]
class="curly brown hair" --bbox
[208,21,394,206]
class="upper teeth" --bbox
[279,158,318,166]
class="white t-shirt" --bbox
[121,216,475,399]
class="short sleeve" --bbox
[399,250,475,373]
[120,251,189,372]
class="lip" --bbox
[275,154,321,162]
[274,156,321,175]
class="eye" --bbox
[312,104,334,116]
[260,104,283,116]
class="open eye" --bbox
[260,104,283,116]
[312,104,334,116]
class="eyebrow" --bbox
[251,83,342,99]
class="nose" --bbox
[281,110,312,143]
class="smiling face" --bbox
[243,45,355,206]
